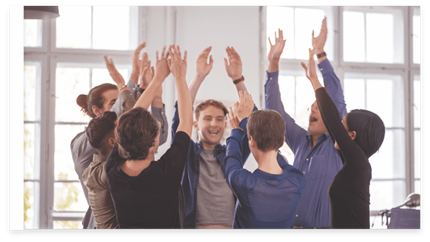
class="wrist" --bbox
[267,61,279,73]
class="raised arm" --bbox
[312,17,347,118]
[168,45,193,137]
[189,46,214,105]
[265,29,307,152]
[133,46,170,110]
[224,46,248,94]
[129,42,147,85]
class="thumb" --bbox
[224,58,229,68]
[301,62,308,71]
[209,55,214,66]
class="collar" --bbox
[306,132,329,141]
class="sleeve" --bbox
[223,119,253,198]
[239,105,257,163]
[151,105,168,146]
[170,101,180,145]
[158,131,191,174]
[110,80,136,116]
[127,80,139,99]
[315,88,363,166]
[318,59,347,119]
[264,71,308,153]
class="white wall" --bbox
[146,6,262,172]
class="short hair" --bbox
[346,109,385,158]
[76,83,117,118]
[247,109,285,152]
[85,111,117,155]
[194,99,228,120]
[116,107,159,160]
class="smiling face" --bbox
[307,100,328,137]
[194,105,227,150]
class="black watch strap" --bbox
[317,52,326,59]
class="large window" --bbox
[266,6,420,228]
[24,6,139,229]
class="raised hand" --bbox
[196,46,214,78]
[154,46,171,80]
[167,45,187,79]
[301,48,322,91]
[312,17,327,55]
[233,90,254,122]
[227,107,241,130]
[130,42,147,84]
[138,52,153,89]
[104,56,125,87]
[268,28,286,63]
[224,46,242,80]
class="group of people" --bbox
[70,17,385,229]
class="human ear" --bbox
[92,105,102,117]
[108,137,116,148]
[193,120,199,131]
[349,131,356,141]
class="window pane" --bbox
[24,19,41,47]
[55,125,87,181]
[366,13,394,63]
[343,11,365,62]
[266,7,294,59]
[294,8,325,60]
[93,6,130,50]
[413,14,420,64]
[56,6,91,49]
[54,182,88,212]
[55,67,91,122]
[371,130,405,179]
[414,77,420,128]
[92,68,128,88]
[24,65,37,121]
[279,143,294,166]
[414,130,420,179]
[367,79,393,127]
[414,180,420,194]
[24,123,39,179]
[343,78,365,112]
[24,182,35,229]
[370,180,405,211]
[53,220,83,229]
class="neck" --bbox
[254,149,283,175]
[122,153,155,176]
[311,133,324,148]
[97,148,112,162]
[201,140,218,150]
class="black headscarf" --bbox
[346,109,385,158]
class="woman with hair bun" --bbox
[70,42,170,229]
[301,48,385,228]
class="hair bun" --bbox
[76,94,88,113]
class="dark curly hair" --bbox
[76,83,117,118]
[116,107,159,160]
[85,111,117,154]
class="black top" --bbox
[105,131,191,228]
[315,88,371,229]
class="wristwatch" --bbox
[317,52,326,59]
[233,75,244,85]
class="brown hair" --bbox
[76,83,117,118]
[115,107,159,160]
[85,111,117,155]
[194,99,228,120]
[247,109,285,152]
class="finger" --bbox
[184,50,187,62]
[156,50,159,62]
[226,47,232,60]
[151,66,155,77]
[176,45,182,59]
[231,47,241,60]
[312,30,315,39]
[142,52,148,63]
[209,55,214,66]
[161,46,167,59]
[224,58,229,68]
[167,59,171,69]
[248,94,253,105]
[275,30,278,40]
[280,29,284,42]
[268,37,273,46]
